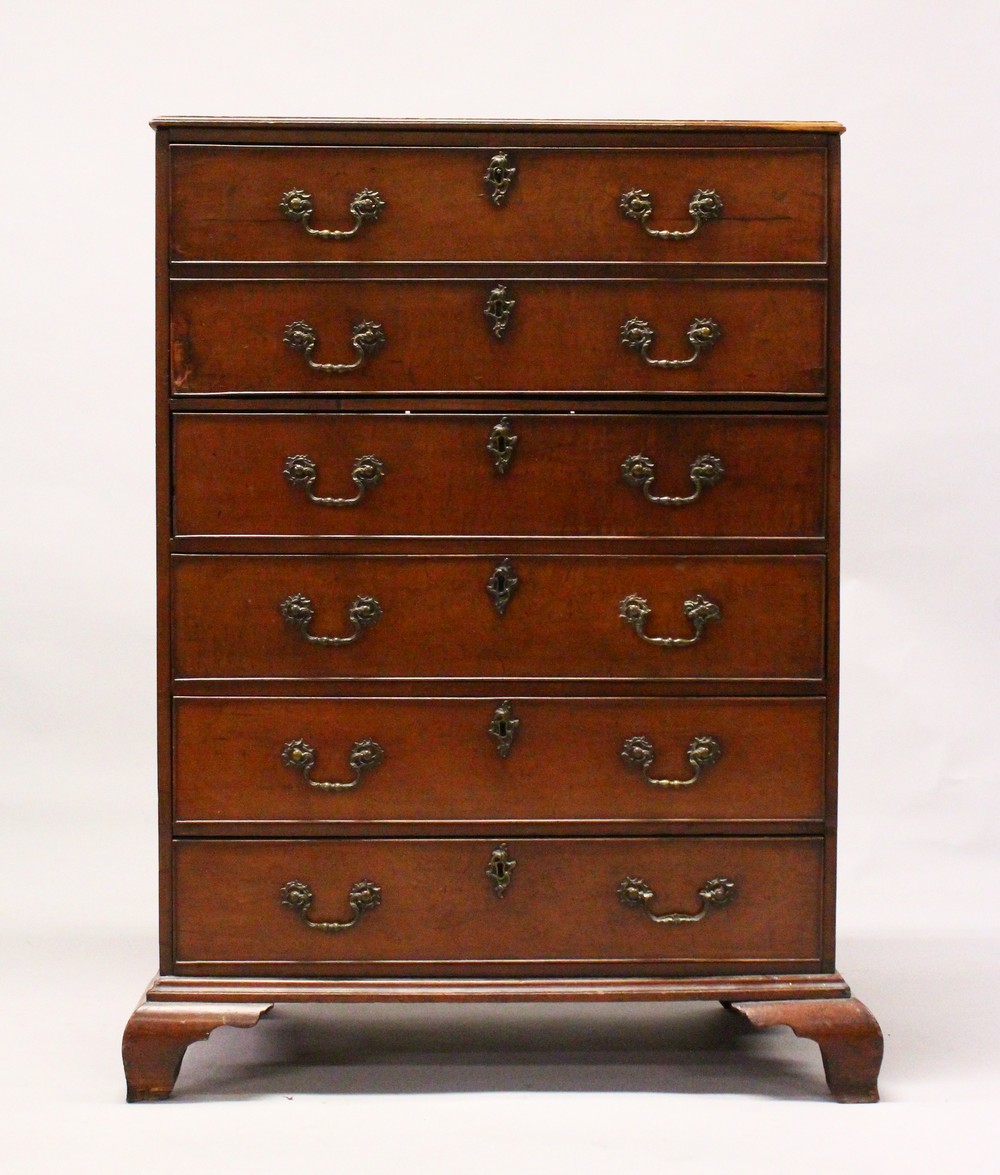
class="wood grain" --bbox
[171,553,826,682]
[173,836,824,970]
[173,412,827,539]
[173,695,826,828]
[169,279,827,395]
[169,146,826,263]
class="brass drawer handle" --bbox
[618,876,735,924]
[283,453,386,506]
[281,737,385,792]
[280,592,382,646]
[619,592,720,647]
[284,319,386,374]
[620,316,722,368]
[619,187,723,239]
[621,734,722,788]
[280,187,385,239]
[621,453,724,505]
[281,879,381,931]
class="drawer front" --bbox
[170,280,826,395]
[173,696,826,828]
[172,554,825,681]
[173,837,824,972]
[170,146,827,263]
[173,413,827,540]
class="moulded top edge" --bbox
[150,117,845,134]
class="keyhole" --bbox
[495,434,507,452]
[495,573,507,593]
[496,721,508,738]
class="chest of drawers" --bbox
[123,119,883,1103]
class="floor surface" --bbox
[4,931,997,1174]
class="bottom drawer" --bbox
[174,837,823,977]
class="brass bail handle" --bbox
[281,737,385,792]
[619,187,723,239]
[618,876,736,924]
[620,734,723,789]
[279,593,382,646]
[621,452,724,505]
[280,879,382,931]
[280,187,386,239]
[283,453,386,506]
[619,592,721,647]
[620,316,722,368]
[284,319,386,374]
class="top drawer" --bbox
[169,146,827,264]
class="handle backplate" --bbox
[284,319,386,373]
[281,736,385,791]
[281,879,381,931]
[619,187,723,238]
[621,452,724,505]
[280,187,385,238]
[620,316,722,368]
[619,592,721,647]
[280,592,382,645]
[618,876,735,924]
[621,734,722,788]
[284,453,385,505]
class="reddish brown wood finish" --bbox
[173,413,827,539]
[169,279,827,395]
[731,997,883,1103]
[130,120,869,1105]
[172,695,826,829]
[171,554,825,681]
[146,971,851,1003]
[173,836,824,973]
[169,146,827,263]
[122,995,271,1101]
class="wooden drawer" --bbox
[169,146,827,263]
[173,696,826,830]
[173,836,824,974]
[170,279,826,395]
[172,554,825,682]
[173,413,827,540]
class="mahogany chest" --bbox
[124,118,883,1102]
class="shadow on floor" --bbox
[174,998,832,1102]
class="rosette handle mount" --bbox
[619,592,721,648]
[617,876,736,925]
[283,453,385,506]
[279,593,382,646]
[280,879,381,931]
[619,187,723,239]
[281,737,385,792]
[284,320,386,374]
[279,187,385,239]
[620,316,722,369]
[621,453,724,505]
[620,735,722,789]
